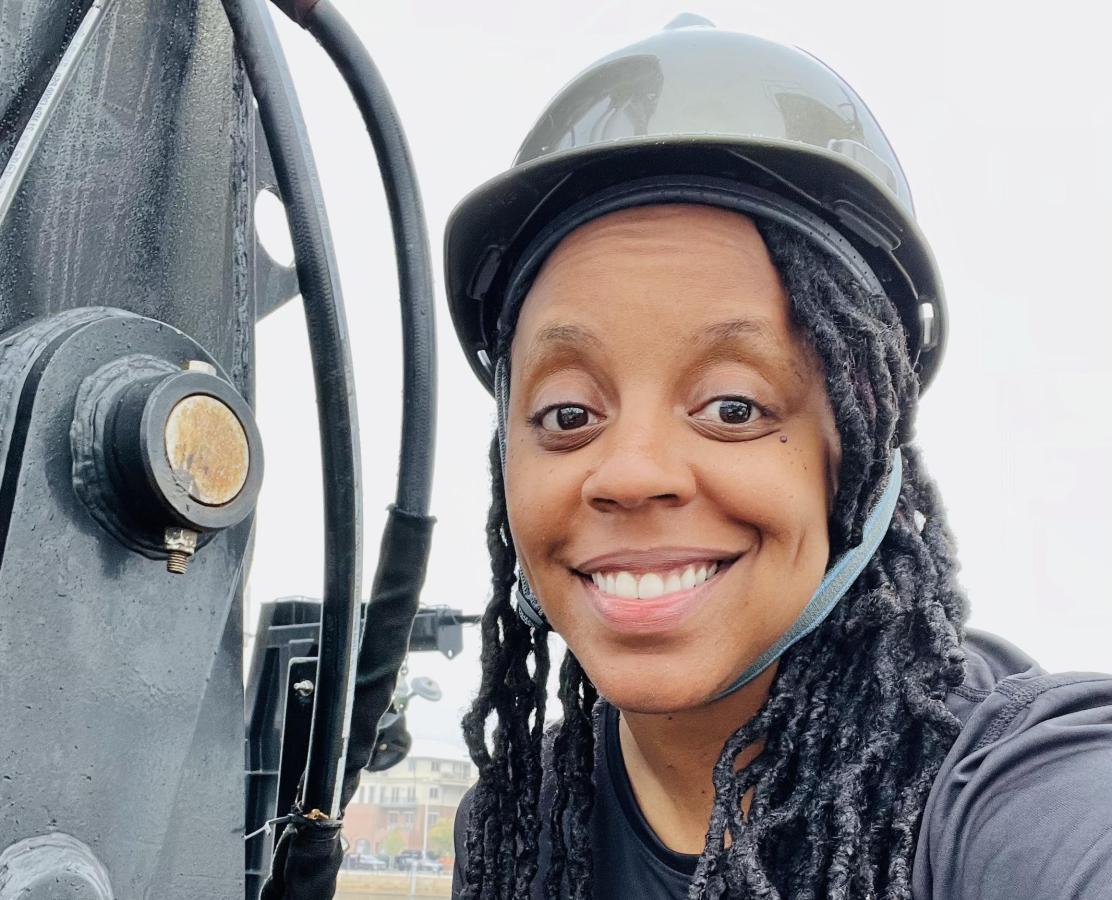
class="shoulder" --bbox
[942,628,1112,751]
[913,628,1112,899]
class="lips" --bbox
[575,547,739,574]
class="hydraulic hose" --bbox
[297,0,437,821]
[304,0,436,518]
[219,0,363,829]
[242,2,437,898]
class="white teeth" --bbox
[614,571,638,599]
[637,572,664,600]
[588,561,727,599]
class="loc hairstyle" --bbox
[459,218,968,900]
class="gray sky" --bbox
[246,1,1112,747]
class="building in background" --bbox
[343,739,476,863]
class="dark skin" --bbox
[504,204,841,854]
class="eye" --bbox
[695,396,762,426]
[536,404,599,432]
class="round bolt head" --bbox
[164,395,250,505]
[292,679,315,697]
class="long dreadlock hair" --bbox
[460,217,968,900]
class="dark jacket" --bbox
[453,629,1112,898]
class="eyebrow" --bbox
[697,317,779,349]
[519,323,604,373]
[694,317,797,380]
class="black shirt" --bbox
[452,629,1112,898]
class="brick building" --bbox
[343,739,476,863]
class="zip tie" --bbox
[244,815,292,842]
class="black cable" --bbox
[287,0,440,878]
[219,0,363,826]
[304,0,436,516]
[232,1,438,897]
[286,0,438,825]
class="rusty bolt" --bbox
[293,680,315,698]
[164,526,198,574]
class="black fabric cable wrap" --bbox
[260,508,435,900]
[248,0,437,897]
[344,506,435,805]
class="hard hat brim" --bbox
[445,134,946,394]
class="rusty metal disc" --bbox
[163,394,251,505]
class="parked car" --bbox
[345,852,387,872]
[394,850,444,874]
[393,849,421,869]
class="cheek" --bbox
[504,432,578,571]
[700,435,832,545]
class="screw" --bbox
[185,359,217,376]
[293,680,315,698]
[164,526,198,574]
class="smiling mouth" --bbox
[575,556,739,601]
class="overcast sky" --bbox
[245,1,1112,748]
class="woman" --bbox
[443,20,1112,900]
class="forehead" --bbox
[510,204,807,374]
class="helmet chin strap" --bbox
[711,447,902,699]
[495,356,904,687]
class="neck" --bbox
[617,662,778,855]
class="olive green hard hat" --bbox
[445,16,946,393]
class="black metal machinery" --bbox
[244,601,478,899]
[0,0,439,897]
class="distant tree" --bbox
[427,816,454,857]
[382,827,405,857]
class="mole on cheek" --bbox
[779,434,789,444]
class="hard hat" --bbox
[445,16,946,393]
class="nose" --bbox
[581,412,696,512]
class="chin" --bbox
[602,692,703,716]
[578,652,720,714]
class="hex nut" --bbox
[164,527,198,553]
[164,526,198,574]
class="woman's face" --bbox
[505,204,841,713]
